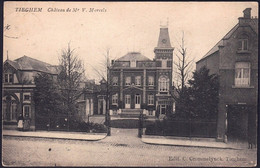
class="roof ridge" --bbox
[199,23,239,62]
[14,55,53,66]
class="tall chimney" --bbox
[243,8,251,19]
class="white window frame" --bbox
[238,39,248,51]
[135,76,141,86]
[148,76,154,86]
[130,60,136,67]
[125,95,131,108]
[125,76,131,86]
[112,76,118,86]
[23,105,31,118]
[148,94,154,105]
[235,62,250,86]
[148,110,153,116]
[4,73,13,83]
[112,94,118,105]
[159,76,169,92]
[162,59,167,68]
[135,94,141,108]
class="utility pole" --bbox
[105,49,111,136]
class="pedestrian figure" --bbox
[23,113,31,131]
[17,113,24,131]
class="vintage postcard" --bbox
[2,1,258,167]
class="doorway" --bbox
[227,105,248,141]
[135,94,141,109]
[125,95,131,109]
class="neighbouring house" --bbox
[2,55,59,130]
[196,8,258,142]
[77,78,107,120]
[109,26,175,118]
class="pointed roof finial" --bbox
[7,50,9,60]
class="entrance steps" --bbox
[120,109,144,118]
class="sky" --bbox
[3,2,258,82]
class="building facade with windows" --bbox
[2,56,59,130]
[109,26,174,117]
[196,8,258,142]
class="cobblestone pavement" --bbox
[2,128,257,167]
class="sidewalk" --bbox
[141,135,248,150]
[3,129,107,141]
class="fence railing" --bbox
[143,117,217,138]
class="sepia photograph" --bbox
[2,1,258,167]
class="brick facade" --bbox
[109,27,174,117]
[196,8,258,142]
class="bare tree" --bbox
[90,48,119,136]
[58,43,85,131]
[173,31,194,94]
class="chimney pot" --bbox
[243,8,251,19]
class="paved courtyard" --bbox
[2,128,257,167]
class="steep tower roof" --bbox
[156,27,172,49]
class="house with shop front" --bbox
[109,26,174,117]
[196,8,258,142]
[2,56,59,130]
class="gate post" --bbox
[138,110,143,138]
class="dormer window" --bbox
[4,73,13,83]
[130,60,136,67]
[238,39,248,51]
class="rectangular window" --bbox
[9,74,13,83]
[162,60,167,68]
[148,95,154,105]
[112,94,118,105]
[130,60,136,67]
[112,77,118,86]
[4,74,8,83]
[4,73,13,83]
[135,76,141,86]
[238,39,248,51]
[167,61,172,67]
[156,61,162,67]
[148,110,153,116]
[125,95,131,104]
[24,95,30,100]
[148,76,154,86]
[125,77,131,86]
[235,62,250,86]
[11,102,17,121]
[23,105,31,118]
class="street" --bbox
[2,128,257,167]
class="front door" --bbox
[135,94,141,109]
[125,95,131,108]
[160,105,166,115]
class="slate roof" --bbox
[156,27,172,48]
[117,52,151,61]
[198,17,258,63]
[5,55,59,74]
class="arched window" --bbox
[238,33,249,51]
[3,95,19,121]
[159,76,169,92]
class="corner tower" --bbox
[154,25,174,116]
[154,27,174,61]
